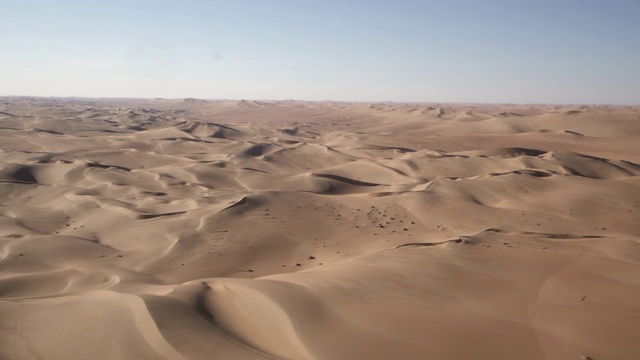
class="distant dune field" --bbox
[1,97,639,360]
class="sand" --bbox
[1,97,639,360]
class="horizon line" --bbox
[1,95,638,107]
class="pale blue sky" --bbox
[2,0,639,104]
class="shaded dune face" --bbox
[1,98,639,360]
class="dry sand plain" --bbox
[1,97,639,360]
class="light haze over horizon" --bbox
[2,0,639,105]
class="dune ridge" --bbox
[1,97,639,359]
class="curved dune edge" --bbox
[0,290,186,360]
[201,279,315,360]
[97,290,188,360]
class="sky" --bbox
[2,0,639,104]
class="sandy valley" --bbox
[1,97,639,359]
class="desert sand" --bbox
[1,97,639,360]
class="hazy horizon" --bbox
[3,0,639,105]
[3,95,637,107]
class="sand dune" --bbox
[1,97,639,359]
